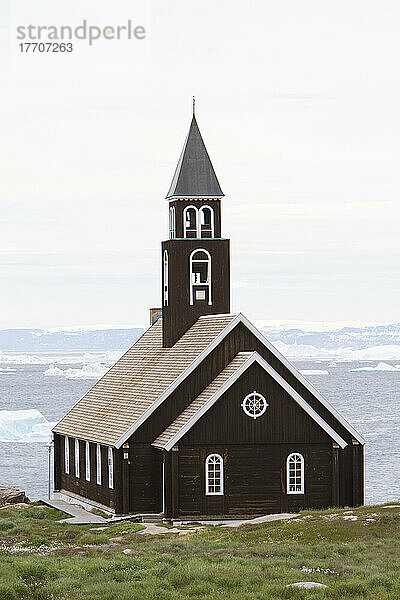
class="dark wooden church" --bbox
[53,110,365,519]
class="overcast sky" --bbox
[1,0,399,329]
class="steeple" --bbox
[166,115,224,199]
[161,110,230,348]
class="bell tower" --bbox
[162,107,230,347]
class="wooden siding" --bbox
[174,443,333,518]
[162,238,230,347]
[178,362,332,446]
[55,434,118,511]
[127,443,162,514]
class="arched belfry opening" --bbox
[161,112,230,347]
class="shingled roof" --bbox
[53,314,236,447]
[166,116,224,199]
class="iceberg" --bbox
[350,362,400,373]
[272,342,400,361]
[299,369,329,375]
[43,363,108,380]
[0,350,123,366]
[0,410,56,443]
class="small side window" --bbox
[163,250,169,306]
[169,206,176,238]
[85,441,90,482]
[64,436,70,474]
[96,444,102,485]
[108,447,114,489]
[75,439,80,478]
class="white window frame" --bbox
[163,250,169,306]
[189,248,212,305]
[85,441,90,482]
[199,205,214,238]
[108,447,114,489]
[64,436,70,474]
[96,444,102,485]
[241,391,268,419]
[287,453,305,495]
[205,453,224,496]
[75,438,80,478]
[183,205,198,238]
[169,206,176,239]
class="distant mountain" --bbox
[0,328,144,351]
[1,323,399,353]
[259,323,400,349]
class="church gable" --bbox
[153,352,346,450]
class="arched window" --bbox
[184,206,198,238]
[169,206,176,239]
[189,248,212,305]
[200,206,214,238]
[205,453,224,495]
[163,250,169,306]
[287,453,305,494]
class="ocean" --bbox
[0,353,399,505]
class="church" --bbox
[53,110,365,519]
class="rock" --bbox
[0,485,29,506]
[287,582,328,589]
[110,536,125,543]
[122,548,134,555]
[89,527,108,531]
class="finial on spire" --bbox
[193,95,195,117]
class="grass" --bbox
[0,503,399,599]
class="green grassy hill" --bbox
[0,503,399,600]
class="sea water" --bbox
[0,356,399,504]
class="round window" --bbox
[241,391,268,419]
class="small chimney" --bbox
[150,307,162,325]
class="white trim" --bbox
[189,248,212,305]
[74,438,80,478]
[162,459,166,513]
[183,205,198,238]
[236,314,366,445]
[96,443,102,485]
[167,196,223,201]
[199,205,215,238]
[115,313,364,448]
[169,206,176,239]
[85,441,90,482]
[287,452,305,494]
[205,453,224,495]
[64,436,70,474]
[155,352,348,450]
[163,250,169,306]
[241,391,268,419]
[108,447,114,489]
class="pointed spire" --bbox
[166,110,224,199]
